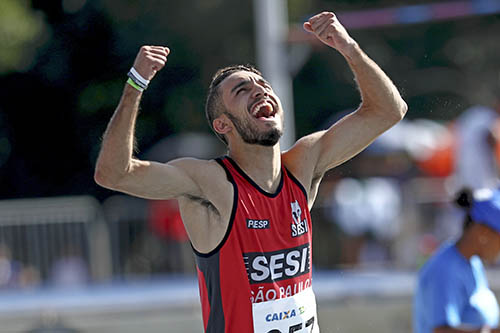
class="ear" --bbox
[213,115,232,136]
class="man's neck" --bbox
[228,142,282,193]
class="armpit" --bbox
[184,194,219,216]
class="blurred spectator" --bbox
[49,244,89,287]
[149,199,188,243]
[328,177,402,266]
[453,104,500,190]
[148,199,193,274]
[0,242,22,288]
[414,188,500,333]
[0,242,41,289]
[19,264,41,289]
[415,233,439,269]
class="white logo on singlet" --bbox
[291,200,308,238]
[243,243,310,284]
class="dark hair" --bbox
[455,188,474,230]
[204,64,262,145]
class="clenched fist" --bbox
[132,46,170,81]
[303,12,357,56]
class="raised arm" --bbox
[284,12,407,198]
[94,46,208,200]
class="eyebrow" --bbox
[258,78,271,86]
[231,79,251,94]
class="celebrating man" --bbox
[95,11,407,333]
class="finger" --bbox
[147,45,169,53]
[308,12,334,30]
[308,11,333,24]
[303,22,313,32]
[149,46,170,54]
[148,47,170,57]
[143,48,166,57]
[311,20,329,37]
[310,16,328,32]
[146,53,167,65]
[311,14,335,32]
[139,46,169,58]
[319,28,333,42]
[316,18,334,38]
[141,55,167,71]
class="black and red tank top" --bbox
[194,156,319,333]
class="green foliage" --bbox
[162,82,207,133]
[78,79,124,116]
[288,0,313,22]
[0,0,48,73]
[293,52,359,136]
[99,0,255,82]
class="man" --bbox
[414,188,500,333]
[95,12,407,333]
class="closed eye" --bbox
[236,87,248,95]
[231,80,251,96]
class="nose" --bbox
[251,84,268,99]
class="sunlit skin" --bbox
[94,10,408,257]
[215,71,285,147]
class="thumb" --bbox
[303,22,313,32]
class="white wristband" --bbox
[129,67,150,87]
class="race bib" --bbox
[252,287,319,333]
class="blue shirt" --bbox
[414,242,499,333]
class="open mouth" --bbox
[249,99,277,120]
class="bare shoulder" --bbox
[282,132,326,205]
[282,132,325,176]
[169,157,231,198]
[168,157,226,180]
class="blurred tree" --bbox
[95,0,257,146]
[292,5,500,136]
[0,0,498,202]
[0,0,49,73]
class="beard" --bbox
[224,112,283,146]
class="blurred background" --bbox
[0,0,500,332]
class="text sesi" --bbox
[244,243,310,284]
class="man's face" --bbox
[478,224,500,263]
[219,71,284,146]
